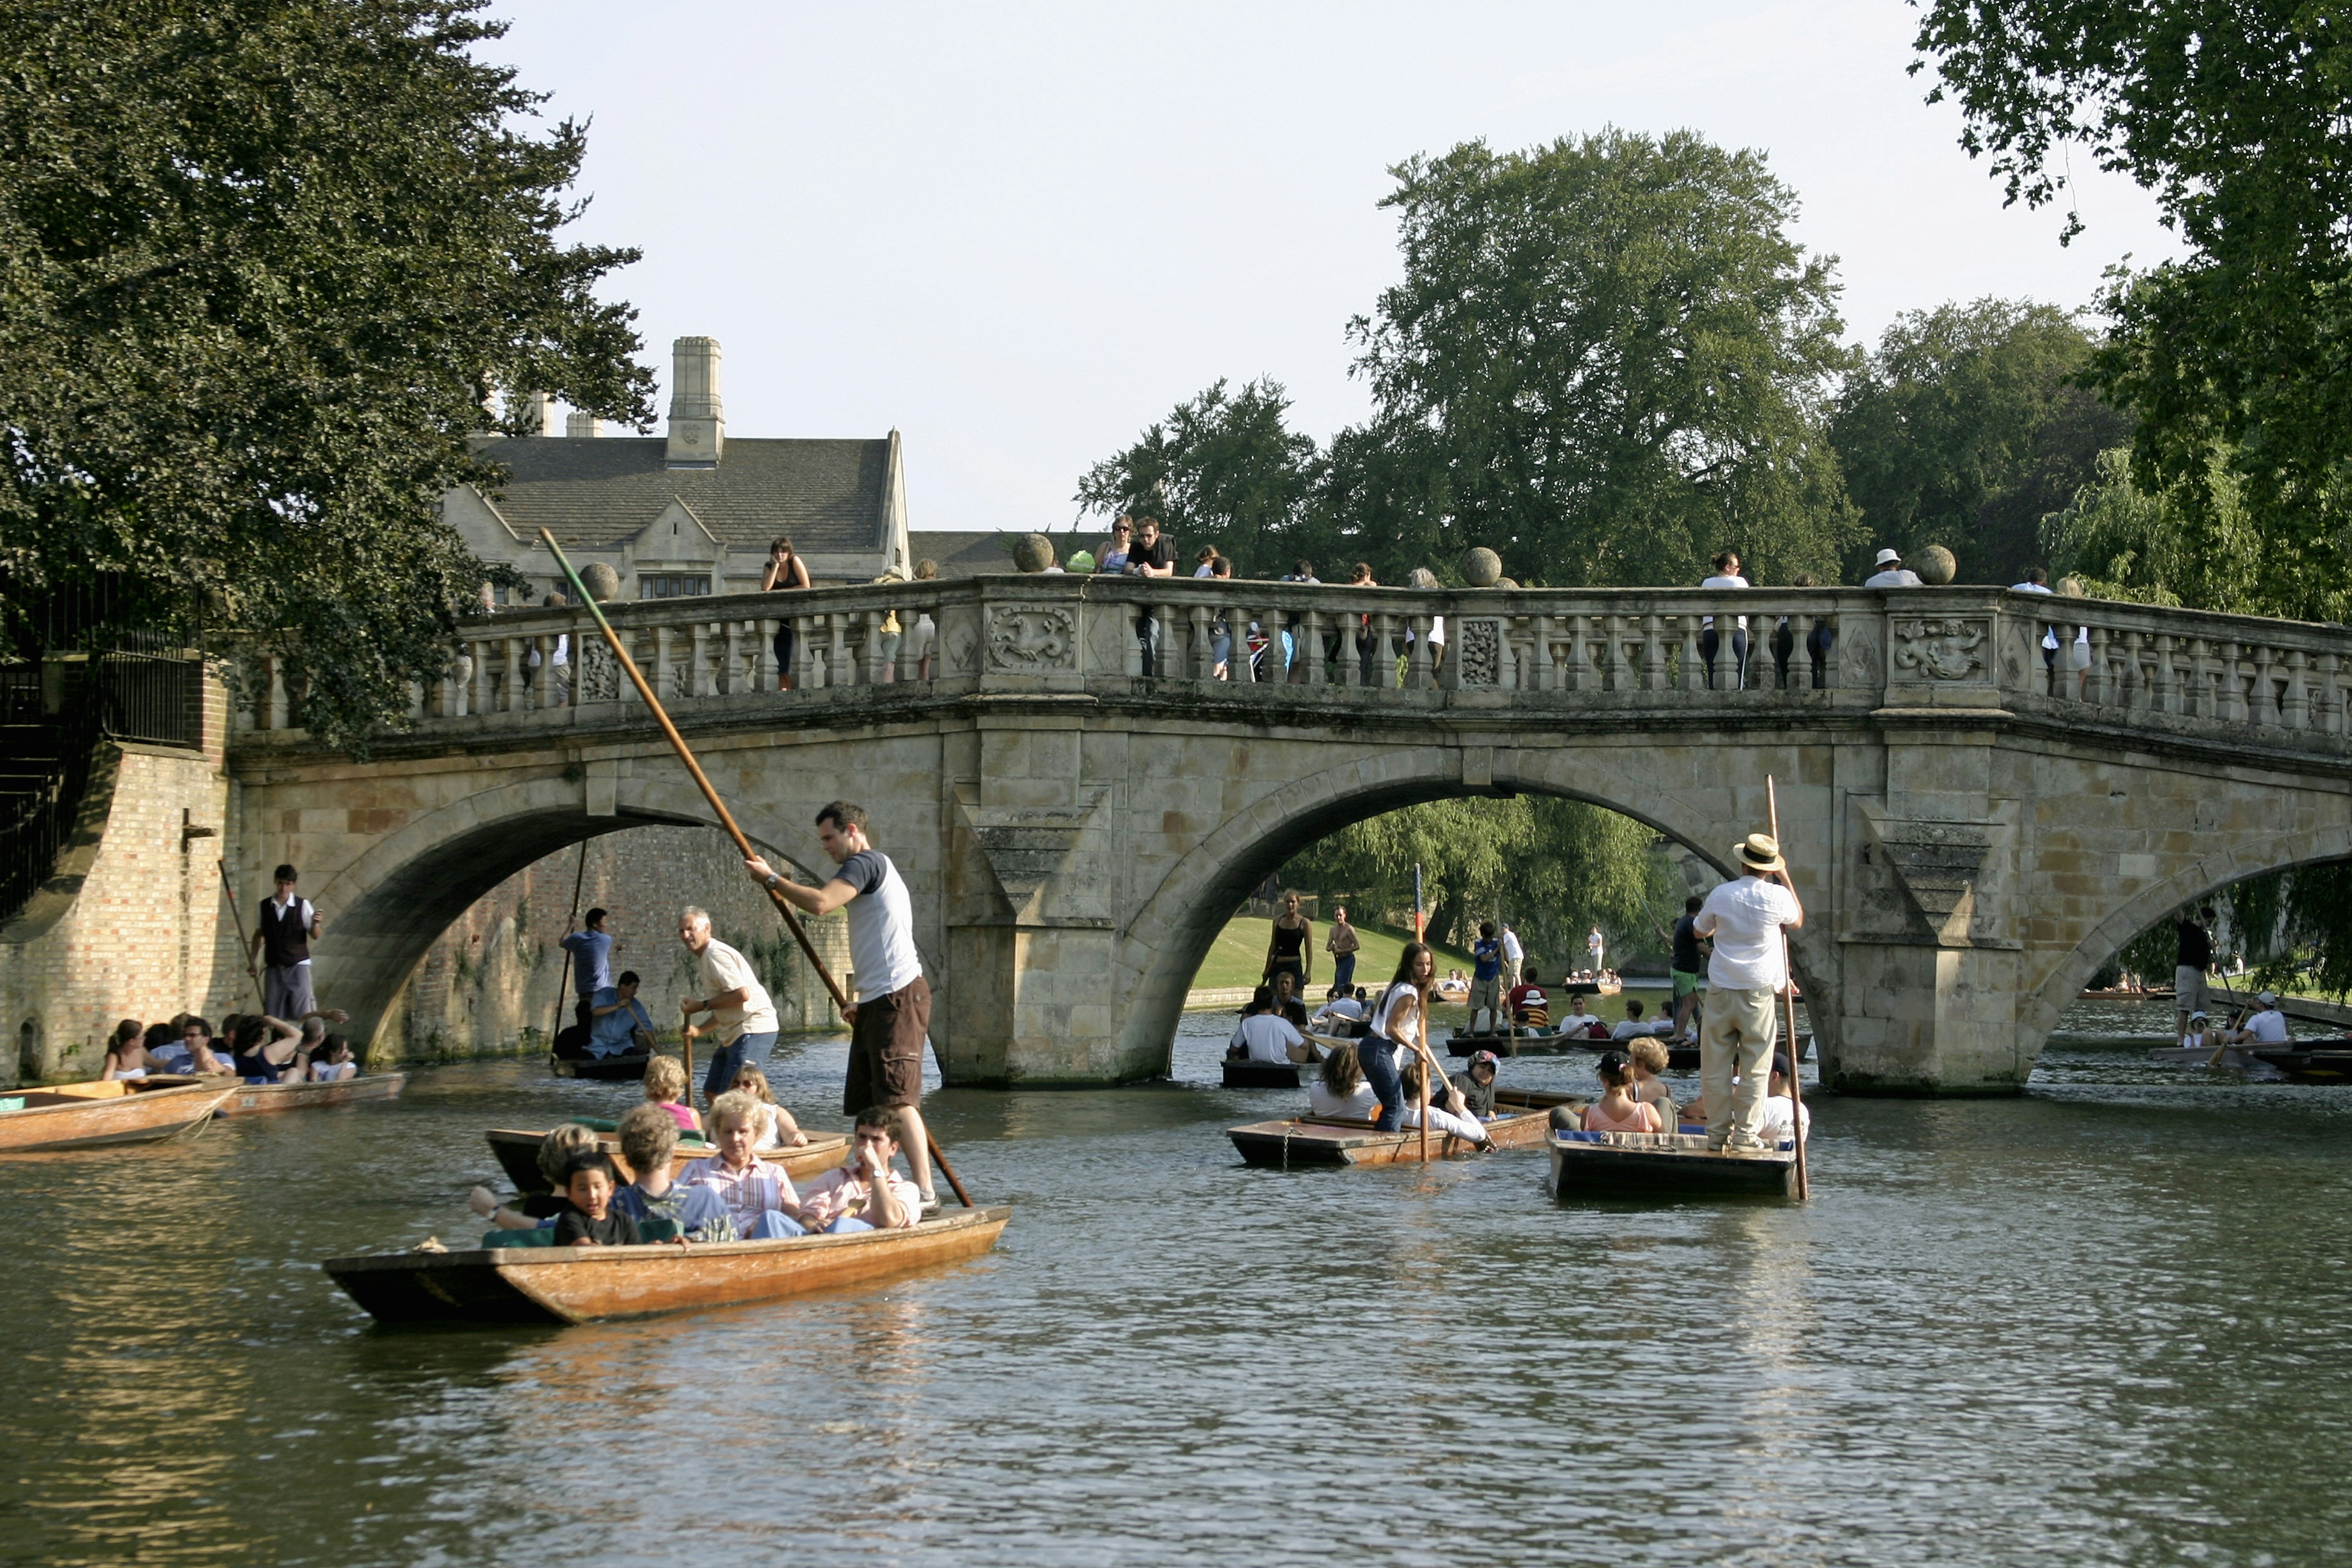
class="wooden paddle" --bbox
[215,859,268,1012]
[539,530,974,1209]
[1766,776,1812,1200]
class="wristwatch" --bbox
[764,872,783,890]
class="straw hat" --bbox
[1734,833,1786,873]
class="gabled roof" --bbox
[466,436,892,553]
[908,530,1025,579]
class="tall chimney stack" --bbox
[565,410,601,438]
[523,390,560,437]
[665,336,723,468]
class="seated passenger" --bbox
[1506,967,1550,1029]
[1625,1037,1678,1127]
[2230,991,2292,1045]
[1581,1051,1664,1134]
[308,1034,358,1081]
[1756,1053,1812,1146]
[2179,1009,2222,1053]
[1555,1000,1605,1038]
[1448,1048,1500,1120]
[1436,969,1470,998]
[1229,985,1309,1064]
[1309,1041,1380,1119]
[1268,969,1312,1031]
[728,1062,809,1149]
[470,1122,600,1230]
[784,1106,924,1235]
[610,1102,728,1238]
[228,1014,304,1083]
[168,1016,232,1076]
[101,1019,155,1081]
[643,1053,702,1134]
[679,1090,802,1240]
[1610,999,1665,1040]
[1397,1057,1492,1146]
[551,1151,641,1247]
[1309,988,1368,1037]
[585,970,654,1059]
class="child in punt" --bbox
[552,1151,640,1247]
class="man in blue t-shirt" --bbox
[560,908,617,1032]
[585,970,652,1058]
[1469,921,1504,1030]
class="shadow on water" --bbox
[2,1003,2349,1566]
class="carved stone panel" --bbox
[1891,617,1988,682]
[988,606,1076,671]
[1456,619,1504,686]
[577,640,620,702]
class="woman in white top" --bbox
[1699,550,1751,689]
[1308,1040,1380,1119]
[1360,942,1439,1131]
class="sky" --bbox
[478,1,2181,534]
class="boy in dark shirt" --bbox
[552,1151,641,1247]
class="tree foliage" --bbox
[1913,1,2352,621]
[1829,298,2131,584]
[1072,378,1318,575]
[0,0,655,748]
[1278,796,1678,965]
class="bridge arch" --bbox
[2026,823,2352,1040]
[309,772,833,1042]
[1116,741,1811,1073]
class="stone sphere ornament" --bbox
[1915,544,1957,585]
[1460,547,1503,587]
[578,562,622,602]
[1494,577,1521,589]
[1012,533,1056,573]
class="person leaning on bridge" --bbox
[1692,834,1804,1154]
[676,906,778,1112]
[251,864,324,1023]
[743,799,940,1213]
[1862,547,1924,589]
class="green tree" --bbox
[1829,298,2131,584]
[1072,378,1321,575]
[0,0,655,749]
[1280,796,1676,964]
[1347,130,1862,587]
[2040,445,2293,614]
[1913,2,2352,621]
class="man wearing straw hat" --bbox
[1692,833,1805,1153]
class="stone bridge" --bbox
[227,575,2352,1092]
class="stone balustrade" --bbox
[230,577,2352,758]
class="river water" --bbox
[3,997,2345,1568]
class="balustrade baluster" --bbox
[1302,609,1326,687]
[2281,649,2309,728]
[1234,604,1259,685]
[648,624,673,705]
[2318,651,2344,733]
[2147,634,2175,714]
[1522,614,1549,691]
[823,614,849,688]
[1816,613,1839,690]
[497,636,521,712]
[1671,616,1696,693]
[857,611,882,684]
[1369,613,1395,689]
[1636,614,1662,691]
[2081,627,2108,705]
[2250,644,2279,726]
[2219,642,2248,721]
[1393,613,1421,689]
[750,618,777,691]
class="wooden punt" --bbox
[2079,987,2176,1002]
[1446,1030,1810,1070]
[486,1127,851,1192]
[549,1049,659,1082]
[2147,1044,2272,1070]
[1221,1058,1302,1089]
[2251,1042,2352,1083]
[325,1204,1012,1326]
[1227,1088,1577,1167]
[201,1072,406,1114]
[1547,1129,1797,1199]
[0,1078,238,1153]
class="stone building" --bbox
[442,335,914,601]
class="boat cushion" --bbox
[635,1218,681,1243]
[576,1117,620,1132]
[482,1228,559,1248]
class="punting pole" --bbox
[215,859,268,1012]
[538,529,974,1208]
[1766,776,1811,1200]
[547,841,589,1061]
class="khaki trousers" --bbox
[1700,984,1780,1147]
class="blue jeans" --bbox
[702,1029,777,1105]
[1360,1036,1407,1132]
[1700,627,1748,688]
[746,1212,875,1238]
[1332,952,1356,993]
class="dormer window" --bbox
[639,573,711,598]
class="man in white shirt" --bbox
[1230,991,1309,1063]
[1309,990,1367,1035]
[2230,992,2293,1045]
[251,864,324,1023]
[1586,925,1606,973]
[2010,567,2054,595]
[1556,1002,1605,1038]
[1863,547,1924,589]
[1499,923,1524,990]
[1693,833,1805,1153]
[1755,1053,1812,1146]
[677,906,779,1110]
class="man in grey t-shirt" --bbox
[745,799,937,1210]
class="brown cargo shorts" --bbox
[846,974,929,1113]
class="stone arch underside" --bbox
[1114,743,1825,1076]
[2025,822,2352,1041]
[308,773,830,1045]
